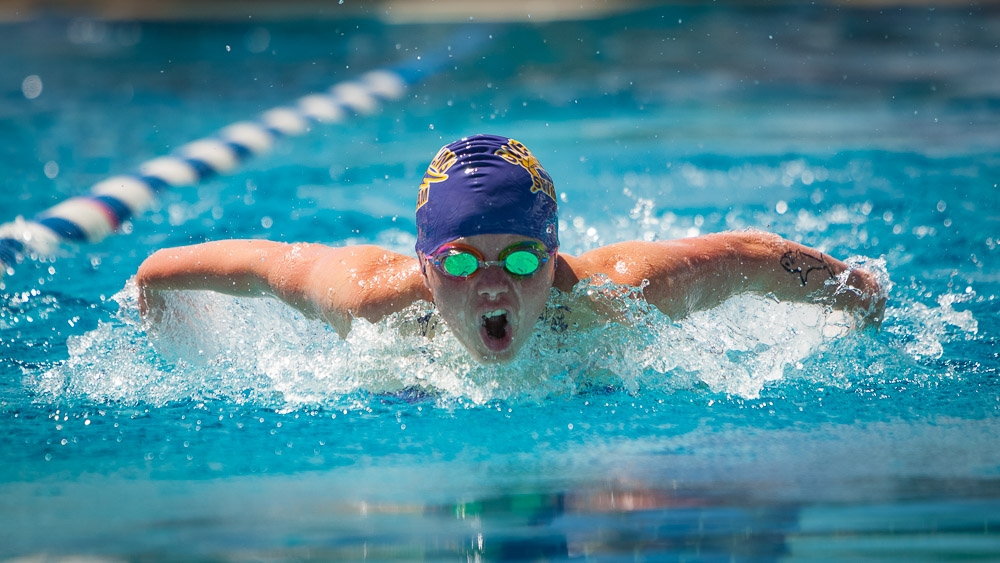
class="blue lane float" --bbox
[0,29,480,278]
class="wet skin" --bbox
[137,232,884,366]
[419,233,556,363]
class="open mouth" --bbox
[480,309,513,352]
[482,309,508,340]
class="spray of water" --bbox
[25,254,977,411]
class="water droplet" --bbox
[22,75,43,99]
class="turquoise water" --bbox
[2,5,1000,560]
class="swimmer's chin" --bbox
[447,330,518,364]
[475,349,518,364]
[470,334,520,364]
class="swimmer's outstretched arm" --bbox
[135,240,430,336]
[557,230,886,326]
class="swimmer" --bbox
[136,134,885,363]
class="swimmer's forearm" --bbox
[135,241,428,337]
[136,240,324,318]
[138,241,283,294]
[723,231,885,323]
[602,232,885,323]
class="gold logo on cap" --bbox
[495,139,556,202]
[416,146,457,210]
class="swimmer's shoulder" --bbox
[550,253,664,330]
[554,244,667,292]
[305,245,429,330]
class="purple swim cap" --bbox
[415,134,558,256]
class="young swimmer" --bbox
[137,134,885,363]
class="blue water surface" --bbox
[2,5,999,561]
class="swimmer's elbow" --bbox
[645,282,700,321]
[318,308,352,339]
[136,249,173,290]
[840,268,888,328]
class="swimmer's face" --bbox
[420,233,556,363]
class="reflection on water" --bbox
[4,472,999,561]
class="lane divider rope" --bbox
[0,30,480,278]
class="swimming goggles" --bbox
[427,241,554,280]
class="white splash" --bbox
[28,264,918,409]
[885,290,979,361]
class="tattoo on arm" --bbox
[780,250,834,286]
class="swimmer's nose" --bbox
[476,266,509,300]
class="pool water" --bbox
[3,5,1000,560]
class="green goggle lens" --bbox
[502,250,541,276]
[441,252,480,277]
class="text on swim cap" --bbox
[495,139,556,203]
[416,146,458,210]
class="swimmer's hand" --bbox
[829,266,887,329]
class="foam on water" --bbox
[25,255,978,410]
